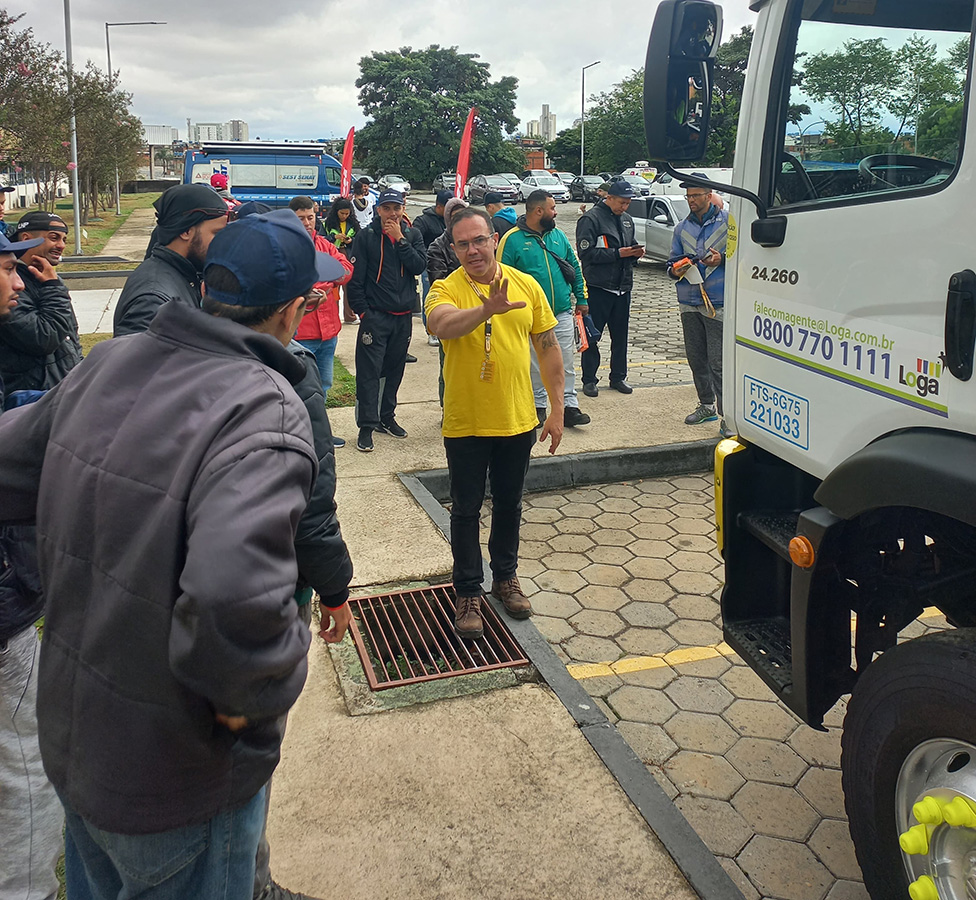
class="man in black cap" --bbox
[0,209,347,899]
[485,191,516,237]
[576,180,644,397]
[113,183,228,336]
[0,184,17,237]
[0,211,81,393]
[412,188,452,345]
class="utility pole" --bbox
[581,61,601,177]
[62,0,82,255]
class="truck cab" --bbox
[645,1,976,897]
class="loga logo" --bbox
[899,358,942,397]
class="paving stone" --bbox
[531,615,575,643]
[616,662,679,689]
[569,609,624,638]
[809,820,862,881]
[616,721,678,766]
[789,727,843,768]
[561,488,605,504]
[668,594,721,621]
[518,576,538,595]
[636,479,675,494]
[733,781,820,841]
[517,557,545,579]
[670,488,713,505]
[518,540,550,560]
[520,506,562,524]
[534,569,586,594]
[670,502,712,519]
[541,551,589,571]
[630,522,677,541]
[528,591,581,618]
[607,685,678,724]
[825,880,870,900]
[718,858,761,900]
[726,737,808,787]
[738,835,832,900]
[564,634,622,663]
[632,492,674,509]
[579,673,623,698]
[579,563,631,587]
[553,516,599,535]
[590,528,635,546]
[668,549,719,573]
[561,502,603,518]
[676,796,753,857]
[671,475,710,490]
[668,570,720,595]
[676,654,732,678]
[666,619,724,648]
[632,505,677,521]
[670,516,716,535]
[724,699,800,741]
[667,532,717,552]
[525,493,564,509]
[646,764,680,800]
[547,533,595,554]
[797,767,846,820]
[584,545,634,565]
[619,601,677,629]
[665,676,735,714]
[552,644,571,665]
[665,711,739,754]
[616,628,677,657]
[593,697,617,723]
[628,538,677,559]
[625,556,677,580]
[597,497,639,513]
[595,511,639,530]
[822,699,848,730]
[623,578,675,603]
[665,751,745,800]
[720,664,775,701]
[576,584,631,611]
[601,483,642,499]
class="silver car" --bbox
[518,173,569,202]
[628,195,691,263]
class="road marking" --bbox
[566,608,946,682]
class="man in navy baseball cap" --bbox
[607,180,638,199]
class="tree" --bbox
[705,26,753,165]
[355,45,521,184]
[889,34,959,144]
[546,124,580,173]
[579,69,647,173]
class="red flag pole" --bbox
[455,108,477,198]
[340,127,355,197]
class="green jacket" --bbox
[496,217,587,316]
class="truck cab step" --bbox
[737,510,802,560]
[724,618,793,692]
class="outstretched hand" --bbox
[481,271,527,317]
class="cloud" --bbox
[22,0,756,140]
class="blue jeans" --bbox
[62,785,267,900]
[297,337,337,395]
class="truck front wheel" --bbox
[842,629,976,900]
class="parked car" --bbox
[627,195,691,263]
[497,172,522,190]
[378,173,411,193]
[552,171,576,186]
[520,169,552,180]
[598,172,613,182]
[433,172,458,191]
[466,174,521,205]
[351,169,374,184]
[519,172,569,202]
[647,167,733,201]
[569,175,606,202]
[609,173,652,197]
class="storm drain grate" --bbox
[348,584,529,691]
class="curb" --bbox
[399,441,744,900]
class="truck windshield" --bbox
[771,0,973,207]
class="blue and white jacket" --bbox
[667,204,729,308]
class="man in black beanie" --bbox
[113,183,228,336]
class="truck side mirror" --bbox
[643,0,723,163]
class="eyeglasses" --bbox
[453,235,493,253]
[685,192,711,200]
[304,288,326,312]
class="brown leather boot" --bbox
[491,576,532,619]
[454,593,483,640]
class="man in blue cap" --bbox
[576,180,645,397]
[0,210,347,898]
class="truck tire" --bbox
[842,629,976,899]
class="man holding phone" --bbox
[576,181,643,398]
[0,211,81,393]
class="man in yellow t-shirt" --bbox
[426,207,565,640]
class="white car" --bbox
[497,172,522,190]
[378,173,411,194]
[627,194,691,263]
[648,167,733,201]
[518,173,569,202]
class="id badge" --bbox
[480,359,496,383]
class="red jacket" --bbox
[297,234,353,342]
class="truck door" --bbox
[731,0,975,479]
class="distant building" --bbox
[227,119,249,141]
[540,104,556,143]
[189,120,250,142]
[142,124,179,145]
[526,120,540,138]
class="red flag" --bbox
[455,108,477,198]
[340,127,355,197]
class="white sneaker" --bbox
[427,334,440,346]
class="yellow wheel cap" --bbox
[908,875,939,900]
[943,797,976,828]
[914,796,945,826]
[899,823,931,855]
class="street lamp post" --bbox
[798,120,826,161]
[105,21,166,214]
[62,0,82,255]
[580,60,600,177]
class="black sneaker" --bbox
[582,382,599,398]
[405,353,418,363]
[257,879,323,900]
[332,435,345,448]
[609,380,633,394]
[536,406,547,428]
[356,427,374,452]
[379,419,408,438]
[564,407,591,427]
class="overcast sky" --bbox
[21,0,757,141]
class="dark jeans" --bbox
[680,304,724,414]
[581,285,631,385]
[355,311,412,428]
[444,430,535,596]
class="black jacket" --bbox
[413,206,446,248]
[114,246,202,336]
[0,301,317,833]
[0,265,81,393]
[348,217,426,315]
[576,201,639,293]
[426,230,460,284]
[289,341,353,607]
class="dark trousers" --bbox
[355,311,412,428]
[444,430,535,596]
[581,285,631,385]
[680,305,724,414]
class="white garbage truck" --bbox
[643,2,976,898]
